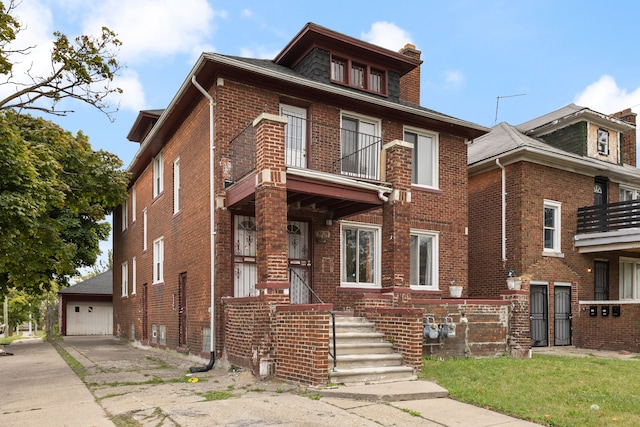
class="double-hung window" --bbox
[543,200,561,253]
[143,208,148,251]
[341,222,380,287]
[121,199,128,231]
[173,157,180,214]
[153,152,164,198]
[131,256,137,295]
[340,113,380,180]
[410,230,439,289]
[121,261,128,297]
[131,186,136,223]
[404,127,438,188]
[153,236,164,283]
[620,257,640,300]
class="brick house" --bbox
[113,23,505,385]
[468,103,640,352]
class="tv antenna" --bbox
[494,93,526,126]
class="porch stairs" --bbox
[328,314,417,385]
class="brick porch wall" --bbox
[275,304,332,385]
[364,307,424,369]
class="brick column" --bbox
[501,289,531,358]
[381,140,413,298]
[253,113,289,295]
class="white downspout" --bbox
[191,75,216,355]
[496,159,507,263]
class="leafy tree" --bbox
[0,0,123,120]
[0,111,129,295]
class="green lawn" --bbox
[421,354,640,426]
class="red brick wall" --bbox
[574,303,640,352]
[611,108,636,167]
[364,307,424,369]
[275,304,332,385]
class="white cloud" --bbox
[361,21,413,51]
[242,8,253,18]
[444,70,465,90]
[574,75,640,116]
[80,0,219,64]
[110,69,146,112]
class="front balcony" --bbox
[575,199,640,253]
[224,115,392,219]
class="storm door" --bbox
[288,221,311,304]
[179,273,187,348]
[234,215,258,297]
[554,285,572,346]
[530,284,549,347]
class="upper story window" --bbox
[143,208,148,251]
[331,54,386,95]
[341,113,381,180]
[131,256,137,295]
[121,199,128,232]
[404,127,439,189]
[543,200,562,253]
[153,152,164,198]
[620,186,640,201]
[597,128,609,155]
[173,157,180,214]
[131,186,136,223]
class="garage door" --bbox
[66,302,113,335]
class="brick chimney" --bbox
[611,108,637,167]
[399,44,421,105]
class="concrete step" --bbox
[331,353,403,369]
[317,380,449,401]
[333,322,376,333]
[328,366,417,385]
[330,331,386,343]
[329,341,394,355]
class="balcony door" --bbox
[340,114,380,179]
[594,177,608,205]
[281,104,307,168]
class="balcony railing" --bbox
[577,199,640,234]
[228,115,382,184]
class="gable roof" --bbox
[58,270,113,296]
[516,103,634,135]
[468,120,640,186]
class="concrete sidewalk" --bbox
[0,337,113,427]
[1,337,541,426]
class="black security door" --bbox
[554,286,572,346]
[530,285,548,347]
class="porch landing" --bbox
[316,379,448,402]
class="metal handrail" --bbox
[288,267,337,371]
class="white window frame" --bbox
[597,128,609,155]
[619,257,640,300]
[143,208,148,252]
[153,152,164,198]
[121,198,128,231]
[404,126,439,189]
[340,221,381,288]
[340,111,381,180]
[131,185,136,223]
[153,236,164,284]
[620,185,640,201]
[410,229,439,290]
[121,261,128,297]
[543,200,562,254]
[131,256,137,295]
[173,157,180,214]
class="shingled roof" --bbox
[58,270,113,296]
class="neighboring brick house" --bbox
[468,103,640,352]
[113,23,496,385]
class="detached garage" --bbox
[58,270,113,336]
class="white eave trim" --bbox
[574,228,640,253]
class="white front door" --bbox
[280,104,307,168]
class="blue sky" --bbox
[6,0,640,269]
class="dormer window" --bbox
[330,54,386,95]
[597,128,609,155]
